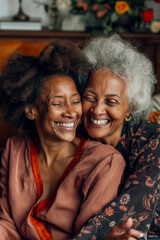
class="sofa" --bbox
[0,39,160,149]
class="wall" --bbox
[0,0,159,28]
[0,0,51,27]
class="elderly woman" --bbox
[0,39,127,240]
[72,34,160,240]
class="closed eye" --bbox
[51,102,65,107]
[105,99,118,105]
[72,100,81,104]
[83,95,97,102]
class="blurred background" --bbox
[0,0,160,33]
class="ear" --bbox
[25,104,37,120]
[126,106,131,117]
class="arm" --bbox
[0,139,21,239]
[71,130,160,239]
[74,151,126,233]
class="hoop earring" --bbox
[125,114,132,122]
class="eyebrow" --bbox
[84,89,120,98]
[49,93,80,100]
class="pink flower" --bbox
[77,2,88,11]
[96,4,111,18]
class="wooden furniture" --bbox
[0,29,91,45]
[0,30,160,93]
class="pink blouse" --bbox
[0,134,125,240]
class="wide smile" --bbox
[88,117,110,127]
[56,122,74,127]
[54,121,76,131]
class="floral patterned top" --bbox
[72,120,160,240]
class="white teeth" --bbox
[56,122,74,127]
[90,118,108,125]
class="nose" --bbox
[91,101,106,116]
[63,104,77,118]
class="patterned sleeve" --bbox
[71,122,160,240]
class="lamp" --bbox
[13,0,30,21]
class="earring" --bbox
[125,114,132,122]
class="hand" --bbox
[105,218,143,240]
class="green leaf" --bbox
[128,9,133,15]
[82,12,96,27]
[95,0,105,3]
[98,5,107,11]
[110,12,119,22]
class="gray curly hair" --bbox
[83,34,157,122]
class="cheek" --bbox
[82,101,91,114]
[108,109,127,122]
[75,104,83,118]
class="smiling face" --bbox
[32,75,82,143]
[82,69,130,147]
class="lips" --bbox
[55,122,75,128]
[87,117,110,128]
[90,117,109,125]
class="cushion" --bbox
[0,40,51,74]
[148,110,160,124]
[151,94,160,112]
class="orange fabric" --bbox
[30,140,53,240]
[148,110,160,124]
[30,141,43,200]
[29,138,87,239]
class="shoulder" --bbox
[84,139,123,157]
[131,120,160,140]
[3,133,31,156]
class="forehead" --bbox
[86,69,127,94]
[38,75,79,105]
[43,74,77,90]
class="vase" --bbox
[47,10,62,30]
[113,14,135,32]
[61,14,86,31]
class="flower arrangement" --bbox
[33,0,71,29]
[148,0,160,33]
[33,0,71,13]
[71,0,151,34]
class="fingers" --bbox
[128,228,144,238]
[118,218,133,231]
[105,218,144,240]
[109,218,133,235]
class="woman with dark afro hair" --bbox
[0,40,127,240]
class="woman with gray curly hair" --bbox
[72,34,160,240]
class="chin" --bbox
[86,129,104,140]
[60,134,75,142]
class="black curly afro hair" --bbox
[0,39,90,133]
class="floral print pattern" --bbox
[72,120,160,240]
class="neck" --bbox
[102,126,123,147]
[38,137,78,167]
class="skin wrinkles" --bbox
[82,69,130,147]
